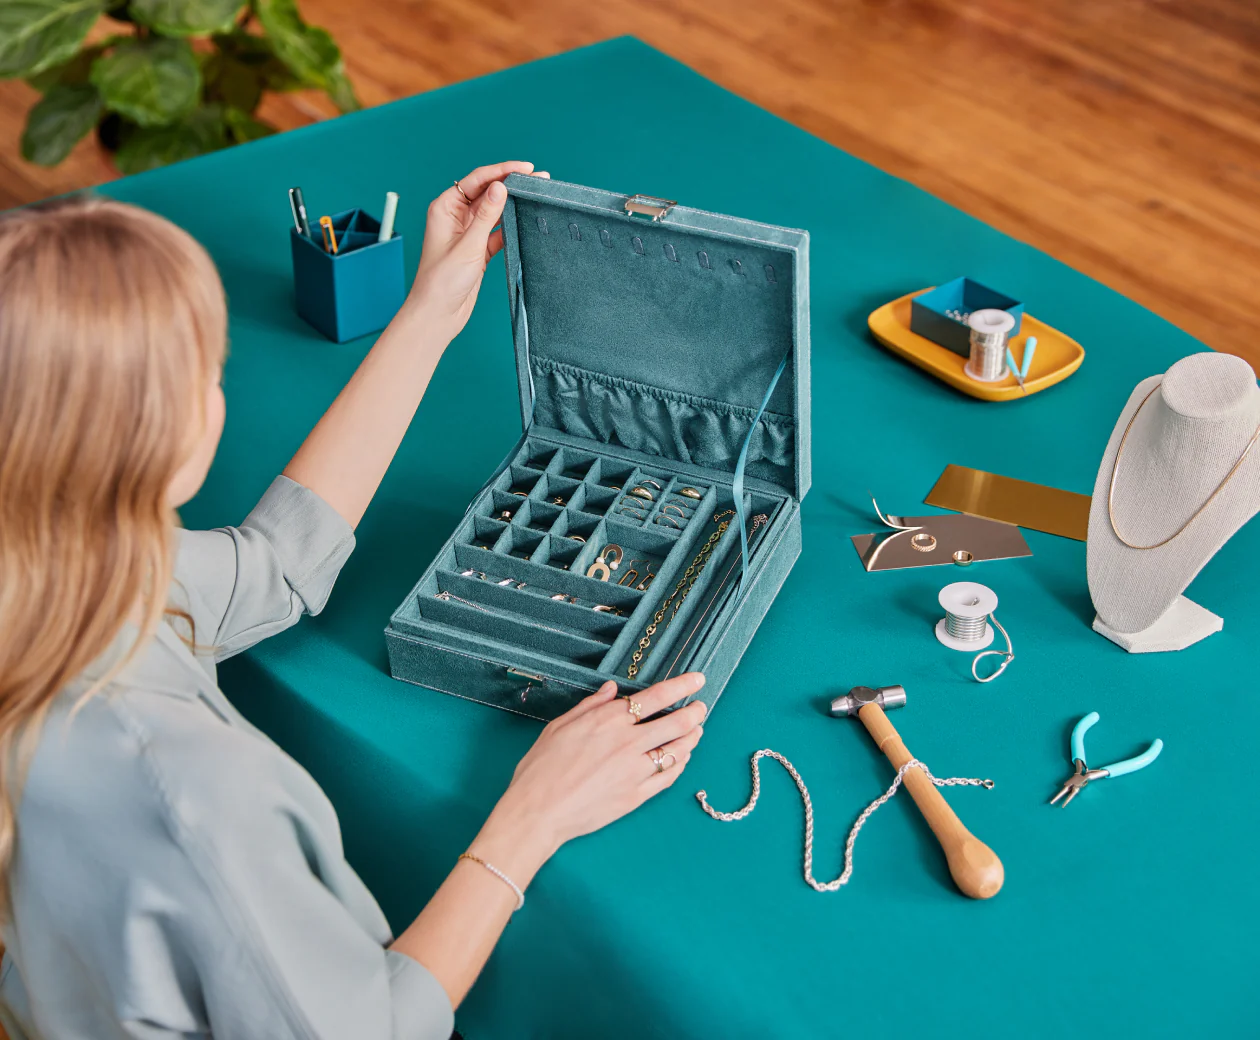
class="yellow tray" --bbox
[868,289,1085,401]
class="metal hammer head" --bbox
[830,685,907,717]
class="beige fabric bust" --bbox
[1086,352,1260,652]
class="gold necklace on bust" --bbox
[1107,383,1260,550]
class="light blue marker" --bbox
[1005,346,1026,393]
[1020,336,1038,382]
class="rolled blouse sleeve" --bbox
[167,734,455,1040]
[177,476,355,660]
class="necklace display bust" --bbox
[1087,352,1260,652]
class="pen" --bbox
[319,215,338,254]
[1005,347,1027,394]
[378,191,399,243]
[288,187,312,239]
[1020,336,1038,382]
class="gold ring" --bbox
[655,515,682,529]
[625,697,643,721]
[649,749,664,773]
[618,507,646,519]
[629,487,654,502]
[953,550,974,566]
[678,487,702,500]
[910,532,937,553]
[567,534,586,543]
[454,179,472,205]
[639,478,663,491]
[552,496,567,507]
[498,510,514,521]
[662,504,686,517]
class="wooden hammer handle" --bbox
[857,703,1004,899]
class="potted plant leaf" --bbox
[0,0,359,174]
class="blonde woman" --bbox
[0,162,706,1040]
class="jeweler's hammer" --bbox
[830,685,1004,899]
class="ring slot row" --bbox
[436,570,625,642]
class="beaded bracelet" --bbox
[458,852,525,911]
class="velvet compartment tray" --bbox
[386,432,796,720]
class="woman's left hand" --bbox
[407,161,548,341]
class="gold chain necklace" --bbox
[1107,382,1260,550]
[627,510,736,679]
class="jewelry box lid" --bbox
[501,174,810,500]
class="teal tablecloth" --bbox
[95,37,1253,1039]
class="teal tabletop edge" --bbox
[77,35,1256,1040]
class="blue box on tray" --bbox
[290,208,404,343]
[910,276,1023,356]
[384,176,811,721]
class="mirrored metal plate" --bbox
[850,513,1032,571]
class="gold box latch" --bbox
[507,667,547,704]
[624,194,677,221]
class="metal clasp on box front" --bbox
[624,194,677,221]
[507,667,546,704]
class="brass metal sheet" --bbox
[850,513,1032,571]
[924,464,1091,541]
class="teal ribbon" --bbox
[731,351,789,595]
[465,269,534,511]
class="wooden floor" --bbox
[1,0,1258,365]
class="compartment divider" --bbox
[453,543,641,608]
[421,591,609,667]
[437,570,626,642]
[632,492,782,682]
[596,505,729,675]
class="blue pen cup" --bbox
[291,208,404,343]
[910,276,1023,356]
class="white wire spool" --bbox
[965,309,1016,383]
[935,581,998,651]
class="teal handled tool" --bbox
[1020,335,1038,381]
[1005,346,1027,394]
[1050,711,1163,807]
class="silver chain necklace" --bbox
[697,750,993,892]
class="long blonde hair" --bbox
[0,197,226,916]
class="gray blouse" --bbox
[0,477,454,1040]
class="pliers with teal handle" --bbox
[1050,712,1163,808]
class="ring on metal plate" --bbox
[662,504,686,517]
[655,515,682,529]
[454,179,472,205]
[910,532,937,553]
[625,698,643,722]
[628,486,654,501]
[638,478,663,491]
[678,487,702,500]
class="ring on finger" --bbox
[649,748,664,773]
[625,697,643,722]
[454,179,473,205]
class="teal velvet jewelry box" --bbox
[385,175,809,720]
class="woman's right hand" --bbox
[468,674,708,885]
